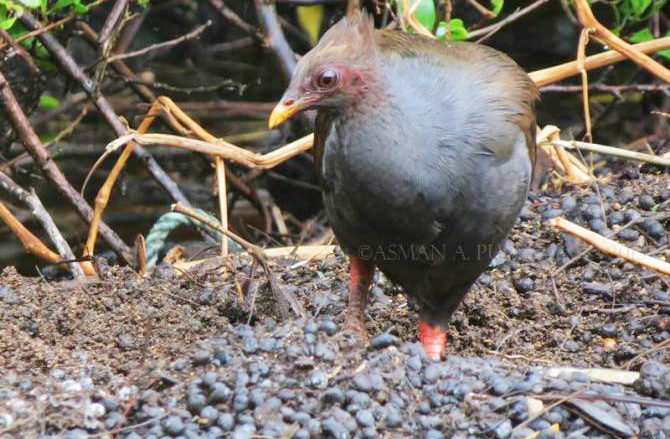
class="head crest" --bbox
[346,0,361,18]
[314,2,375,58]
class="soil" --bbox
[1,168,670,439]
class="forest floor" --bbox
[1,169,670,439]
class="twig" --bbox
[0,27,39,73]
[573,0,670,83]
[175,100,275,117]
[540,83,670,93]
[0,0,111,52]
[0,102,91,172]
[207,0,263,39]
[533,393,670,409]
[0,201,61,265]
[215,157,229,256]
[465,0,495,19]
[529,37,670,87]
[552,212,670,274]
[513,391,582,433]
[115,8,147,55]
[577,27,594,142]
[550,139,670,167]
[19,11,193,209]
[0,69,134,265]
[136,234,147,276]
[253,0,298,78]
[548,217,670,275]
[469,0,551,40]
[624,337,670,370]
[172,203,305,319]
[78,22,155,103]
[102,131,314,170]
[107,21,212,63]
[98,0,129,46]
[208,36,255,54]
[0,170,91,277]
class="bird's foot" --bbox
[343,313,370,345]
[418,320,446,360]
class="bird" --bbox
[268,5,537,360]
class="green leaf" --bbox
[629,0,652,15]
[39,94,61,110]
[52,0,75,10]
[1,14,16,30]
[435,19,468,41]
[17,0,39,8]
[396,0,436,32]
[490,0,503,16]
[628,27,653,43]
[628,28,670,59]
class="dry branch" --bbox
[573,0,670,83]
[0,201,61,265]
[0,171,92,277]
[107,21,212,63]
[0,69,133,266]
[551,140,670,167]
[253,0,298,78]
[19,11,193,209]
[548,217,670,276]
[104,131,314,170]
[529,37,670,87]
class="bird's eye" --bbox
[316,69,339,89]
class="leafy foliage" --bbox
[435,19,468,41]
[628,27,670,59]
[395,0,436,32]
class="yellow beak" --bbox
[268,98,312,129]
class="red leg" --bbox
[343,255,374,343]
[418,320,446,360]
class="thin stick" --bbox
[573,0,670,83]
[84,100,162,259]
[0,201,61,265]
[529,37,670,87]
[172,203,305,319]
[253,0,298,78]
[104,132,314,169]
[136,234,147,277]
[215,157,229,256]
[78,21,155,103]
[207,0,263,39]
[577,28,594,142]
[98,0,129,45]
[548,217,670,276]
[540,83,670,93]
[107,21,212,63]
[19,11,193,209]
[550,139,670,167]
[0,0,110,52]
[465,0,495,19]
[0,27,39,73]
[0,70,134,265]
[469,0,551,39]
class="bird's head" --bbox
[269,11,378,129]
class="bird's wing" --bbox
[313,111,333,184]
